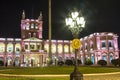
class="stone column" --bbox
[56,40,58,60]
[106,35,110,65]
[4,42,7,67]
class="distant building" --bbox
[0,11,119,67]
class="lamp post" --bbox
[48,0,52,65]
[65,11,85,80]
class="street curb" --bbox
[0,72,120,77]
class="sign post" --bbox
[70,39,83,80]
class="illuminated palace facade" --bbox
[0,11,119,67]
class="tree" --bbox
[85,59,93,65]
[116,58,120,66]
[0,60,4,66]
[111,59,118,66]
[65,59,73,65]
[77,59,82,65]
[97,60,107,66]
[57,61,64,66]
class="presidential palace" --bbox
[0,11,119,67]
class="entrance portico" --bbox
[21,52,46,67]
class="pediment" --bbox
[23,37,42,42]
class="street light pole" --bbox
[48,0,52,64]
[65,11,85,80]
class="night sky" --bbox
[0,0,120,41]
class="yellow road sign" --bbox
[72,39,82,49]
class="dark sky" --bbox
[0,0,120,41]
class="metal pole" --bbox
[70,46,83,80]
[70,21,83,80]
[75,49,78,71]
[48,0,52,63]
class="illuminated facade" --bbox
[0,11,119,67]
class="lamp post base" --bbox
[70,69,83,80]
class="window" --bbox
[8,47,13,53]
[37,43,41,50]
[16,48,20,54]
[85,43,87,50]
[30,23,34,29]
[109,42,112,47]
[25,45,28,49]
[7,43,13,53]
[80,46,83,50]
[51,44,56,53]
[37,45,40,50]
[0,43,5,53]
[33,33,36,37]
[91,44,93,48]
[64,45,69,53]
[29,33,31,37]
[102,42,106,47]
[102,54,107,61]
[30,45,35,50]
[58,44,63,53]
[15,43,21,53]
[26,23,30,30]
[44,44,49,53]
[35,23,38,29]
[16,48,20,51]
[0,47,4,53]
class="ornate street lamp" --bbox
[65,11,85,80]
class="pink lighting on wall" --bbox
[96,36,100,50]
[38,22,42,29]
[114,37,118,49]
[39,50,44,53]
[21,22,26,30]
[0,55,4,57]
[22,42,25,48]
[38,22,42,39]
[38,32,42,38]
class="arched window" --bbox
[51,44,56,53]
[0,43,5,53]
[30,23,34,29]
[26,23,30,30]
[29,33,31,37]
[44,44,49,53]
[64,45,69,53]
[91,54,95,64]
[58,44,62,54]
[80,45,83,50]
[109,53,113,62]
[90,41,94,49]
[14,57,20,66]
[33,33,36,37]
[7,57,12,65]
[35,23,38,29]
[7,43,13,53]
[102,53,107,61]
[85,43,88,50]
[15,43,21,54]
